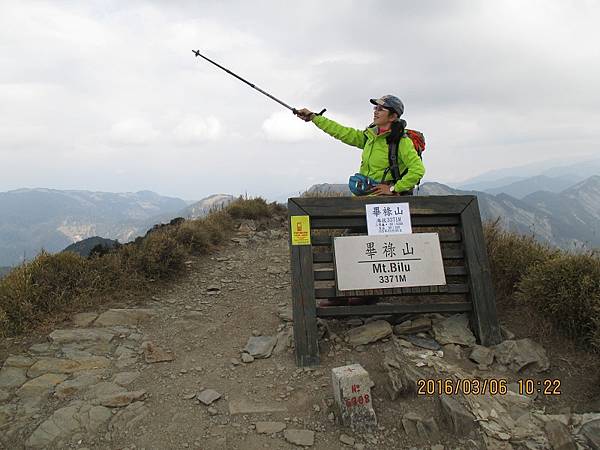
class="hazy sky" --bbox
[1,1,599,201]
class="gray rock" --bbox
[544,420,577,450]
[277,306,293,322]
[141,341,175,363]
[94,308,156,327]
[108,401,150,432]
[273,328,293,355]
[421,417,441,442]
[402,412,422,439]
[492,339,550,372]
[581,419,600,450]
[0,389,10,402]
[113,371,140,387]
[244,335,277,359]
[86,382,127,400]
[432,314,476,346]
[443,343,463,360]
[97,390,146,407]
[17,373,69,399]
[29,343,54,354]
[55,373,102,399]
[393,318,432,335]
[346,318,364,327]
[339,433,355,446]
[400,413,440,441]
[197,389,222,405]
[346,320,392,346]
[4,355,35,368]
[26,401,112,448]
[284,429,315,447]
[384,356,422,399]
[255,421,286,434]
[0,366,27,388]
[241,353,254,363]
[501,325,516,340]
[404,334,441,350]
[438,395,475,435]
[0,404,16,426]
[27,356,111,378]
[470,345,494,366]
[49,328,116,344]
[72,312,99,327]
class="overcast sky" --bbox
[1,0,599,201]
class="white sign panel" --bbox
[365,203,412,235]
[333,233,446,291]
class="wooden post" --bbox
[288,199,320,367]
[460,198,503,345]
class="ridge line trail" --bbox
[111,228,421,449]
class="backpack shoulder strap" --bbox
[387,139,401,183]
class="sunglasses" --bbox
[373,105,391,112]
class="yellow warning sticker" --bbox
[291,215,311,245]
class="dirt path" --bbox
[1,222,599,449]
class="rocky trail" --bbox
[1,221,599,449]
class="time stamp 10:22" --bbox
[416,378,561,396]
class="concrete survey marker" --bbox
[331,364,377,432]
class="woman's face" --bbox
[373,105,396,128]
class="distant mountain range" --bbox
[1,159,598,267]
[0,189,234,267]
[456,157,600,193]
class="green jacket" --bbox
[312,115,425,193]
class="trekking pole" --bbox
[192,50,326,117]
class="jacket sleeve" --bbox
[312,115,368,149]
[393,137,425,193]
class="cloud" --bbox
[1,0,600,200]
[261,111,323,142]
[109,118,160,145]
[173,115,221,143]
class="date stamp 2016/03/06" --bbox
[417,378,562,396]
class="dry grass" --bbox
[516,253,600,351]
[483,219,560,299]
[0,197,280,337]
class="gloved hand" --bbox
[294,108,315,122]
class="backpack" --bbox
[384,129,426,184]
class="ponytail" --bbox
[387,118,407,146]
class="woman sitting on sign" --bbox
[295,95,425,196]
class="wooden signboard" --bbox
[288,195,502,367]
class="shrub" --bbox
[175,221,212,253]
[483,219,559,299]
[226,197,271,220]
[123,231,186,279]
[0,251,93,335]
[516,253,600,351]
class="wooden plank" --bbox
[313,247,463,264]
[292,195,473,216]
[288,199,320,367]
[461,198,503,346]
[311,230,462,246]
[311,215,460,229]
[315,284,469,298]
[317,302,472,317]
